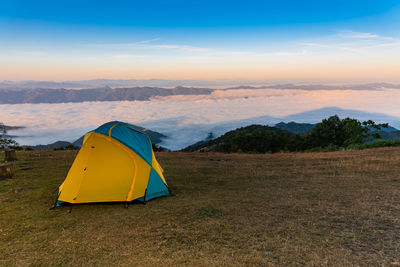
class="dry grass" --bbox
[1,148,400,266]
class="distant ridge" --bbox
[2,79,400,90]
[2,81,400,104]
[224,83,400,91]
[282,107,400,126]
[0,86,213,104]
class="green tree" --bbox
[214,125,303,153]
[152,143,167,152]
[304,115,388,149]
[0,123,19,149]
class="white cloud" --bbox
[337,30,382,39]
[23,51,47,56]
[300,30,400,55]
[110,54,145,59]
[2,88,400,149]
[91,37,308,61]
[92,41,213,53]
[135,38,161,44]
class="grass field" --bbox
[1,148,400,266]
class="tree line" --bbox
[183,115,390,153]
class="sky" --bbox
[0,0,400,81]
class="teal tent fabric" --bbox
[110,124,152,165]
[145,169,169,201]
[94,121,152,165]
[94,121,120,135]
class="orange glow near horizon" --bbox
[1,60,399,82]
[2,34,400,82]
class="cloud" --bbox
[2,87,400,149]
[301,30,400,54]
[92,41,213,53]
[110,54,145,59]
[23,51,47,56]
[135,38,161,44]
[337,30,382,39]
[91,37,308,60]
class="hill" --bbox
[183,116,400,153]
[27,141,73,151]
[1,148,400,265]
[274,121,315,134]
[182,125,302,153]
[282,107,400,127]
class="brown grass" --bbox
[1,148,400,266]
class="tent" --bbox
[55,121,169,206]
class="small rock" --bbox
[0,163,13,179]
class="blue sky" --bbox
[0,0,399,81]
[2,0,399,27]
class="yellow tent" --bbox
[55,121,169,206]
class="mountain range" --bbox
[225,82,400,91]
[2,79,400,90]
[2,81,400,104]
[0,86,213,104]
[0,79,267,89]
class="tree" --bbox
[304,115,388,149]
[362,120,389,139]
[152,143,167,152]
[212,125,303,153]
[0,123,19,150]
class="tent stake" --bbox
[49,191,62,210]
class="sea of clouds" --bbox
[2,88,400,150]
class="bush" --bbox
[347,139,400,150]
[54,144,79,151]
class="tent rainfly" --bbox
[54,121,169,207]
